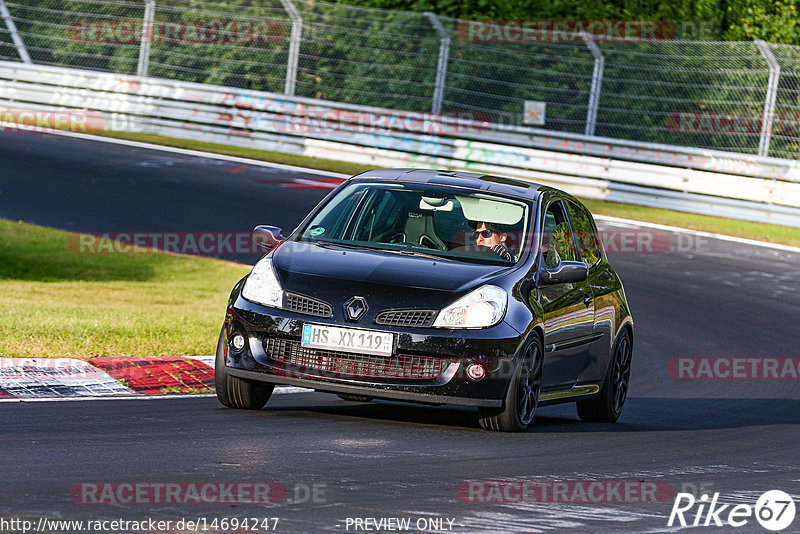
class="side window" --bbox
[566,201,602,266]
[542,201,579,268]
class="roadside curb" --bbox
[0,356,215,399]
[0,357,307,401]
[88,357,215,395]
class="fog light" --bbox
[466,362,486,381]
[231,332,245,352]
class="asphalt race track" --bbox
[2,132,800,533]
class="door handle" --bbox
[583,297,593,307]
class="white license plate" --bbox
[301,324,394,357]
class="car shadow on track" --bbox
[262,397,800,432]
[265,400,481,429]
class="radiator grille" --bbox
[262,338,448,380]
[283,292,333,318]
[375,309,438,327]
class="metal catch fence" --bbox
[1,0,800,160]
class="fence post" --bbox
[756,40,780,158]
[0,0,31,64]
[279,0,302,96]
[425,12,449,114]
[137,0,155,77]
[582,33,604,137]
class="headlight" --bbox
[241,257,283,308]
[433,285,507,329]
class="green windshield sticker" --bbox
[309,227,325,236]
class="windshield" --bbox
[297,182,531,265]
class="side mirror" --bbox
[540,261,588,285]
[253,225,284,250]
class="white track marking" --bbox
[595,214,800,254]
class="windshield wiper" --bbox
[312,241,382,252]
[313,240,446,261]
[395,249,445,261]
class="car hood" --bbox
[272,241,513,309]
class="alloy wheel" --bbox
[612,334,632,414]
[517,343,542,426]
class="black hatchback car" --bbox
[216,169,633,431]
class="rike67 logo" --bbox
[669,490,796,531]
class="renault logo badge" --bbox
[344,296,368,322]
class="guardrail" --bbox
[1,60,799,228]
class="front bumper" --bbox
[223,296,526,408]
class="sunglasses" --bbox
[472,229,494,239]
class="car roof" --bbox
[351,168,545,200]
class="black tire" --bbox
[336,394,373,402]
[215,327,273,410]
[577,329,632,423]
[478,337,542,432]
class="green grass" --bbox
[96,131,799,248]
[0,219,250,358]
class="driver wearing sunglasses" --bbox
[470,222,514,261]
